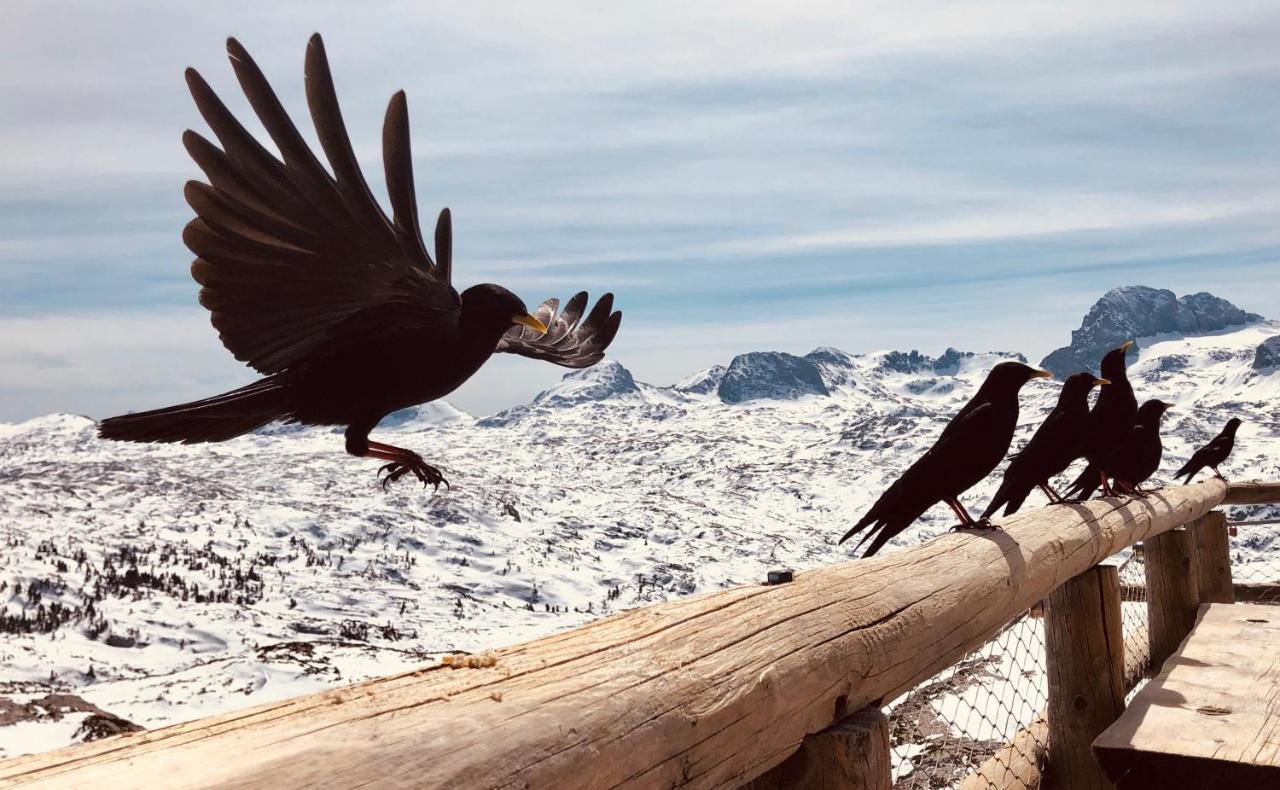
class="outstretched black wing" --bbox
[495,291,621,368]
[183,34,458,375]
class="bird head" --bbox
[460,284,548,338]
[981,361,1053,394]
[1225,417,1243,434]
[1137,399,1173,423]
[1060,371,1108,402]
[1099,340,1134,379]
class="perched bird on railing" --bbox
[981,372,1109,519]
[1063,341,1137,500]
[1174,418,1242,483]
[98,35,622,489]
[839,362,1053,557]
[1107,399,1173,496]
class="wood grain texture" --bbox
[742,708,890,790]
[961,716,1047,790]
[1043,566,1124,789]
[0,480,1227,790]
[1093,603,1280,788]
[1190,512,1234,604]
[1144,528,1201,671]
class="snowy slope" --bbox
[2,304,1279,758]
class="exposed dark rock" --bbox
[1254,336,1280,370]
[1040,286,1262,377]
[717,352,829,403]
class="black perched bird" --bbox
[981,372,1109,519]
[839,361,1053,557]
[1174,418,1242,483]
[1107,399,1173,495]
[99,36,621,489]
[1064,341,1137,500]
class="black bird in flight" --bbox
[839,361,1052,557]
[1064,341,1137,500]
[1107,399,1173,496]
[981,372,1109,519]
[1174,417,1242,483]
[99,36,621,489]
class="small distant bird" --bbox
[99,36,621,489]
[839,362,1053,557]
[1064,341,1138,500]
[981,372,1109,519]
[1174,418,1242,483]
[1107,399,1173,495]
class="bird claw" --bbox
[378,456,449,492]
[949,519,1001,533]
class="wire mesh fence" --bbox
[886,514,1279,789]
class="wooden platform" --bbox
[1093,603,1280,788]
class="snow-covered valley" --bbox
[2,286,1279,760]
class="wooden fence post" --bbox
[1043,565,1125,789]
[1144,527,1201,671]
[742,707,890,790]
[1191,511,1234,604]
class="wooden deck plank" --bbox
[1093,603,1280,788]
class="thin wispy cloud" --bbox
[1,1,1278,421]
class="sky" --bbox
[2,0,1280,421]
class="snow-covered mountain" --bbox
[1040,285,1262,377]
[2,289,1279,758]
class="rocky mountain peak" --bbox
[716,351,829,404]
[1254,336,1280,371]
[1040,286,1262,377]
[532,360,640,407]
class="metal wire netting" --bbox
[886,517,1278,790]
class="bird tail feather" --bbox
[1173,459,1197,482]
[1063,463,1100,500]
[98,379,289,444]
[1002,487,1029,517]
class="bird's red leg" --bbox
[365,441,449,491]
[947,498,998,531]
[1115,479,1148,498]
[1212,466,1225,481]
[1098,469,1117,498]
[1039,483,1064,504]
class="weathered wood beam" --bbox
[1230,583,1280,604]
[961,716,1048,790]
[1043,566,1124,789]
[741,708,889,790]
[1190,512,1233,604]
[0,480,1227,790]
[1144,528,1201,671]
[1223,481,1280,504]
[1120,582,1280,605]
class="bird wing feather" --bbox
[842,402,999,549]
[494,291,622,368]
[184,35,457,375]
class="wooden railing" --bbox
[1,480,1277,789]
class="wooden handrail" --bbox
[0,480,1233,789]
[1223,481,1280,505]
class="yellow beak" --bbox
[1121,339,1134,351]
[1032,369,1053,379]
[512,314,549,335]
[1095,377,1111,386]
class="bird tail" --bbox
[838,514,874,546]
[98,379,290,444]
[1172,459,1197,484]
[1002,487,1030,516]
[1063,463,1101,500]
